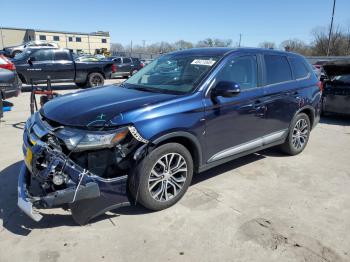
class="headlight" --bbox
[56,127,129,151]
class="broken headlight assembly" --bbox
[56,126,129,151]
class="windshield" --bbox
[124,54,220,94]
[12,49,32,61]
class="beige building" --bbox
[0,27,110,54]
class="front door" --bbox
[203,54,268,163]
[23,49,55,83]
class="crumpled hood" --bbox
[323,60,350,76]
[41,85,176,127]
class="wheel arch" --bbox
[151,132,203,173]
[297,106,315,128]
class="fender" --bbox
[290,105,316,130]
[149,131,204,171]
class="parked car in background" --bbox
[75,55,101,62]
[0,68,21,119]
[12,48,115,88]
[105,56,143,78]
[322,60,350,115]
[0,54,16,71]
[3,41,59,57]
[140,59,154,67]
[18,48,321,224]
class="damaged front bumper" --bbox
[17,114,143,225]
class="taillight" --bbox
[111,64,117,73]
[317,81,323,92]
[0,55,16,71]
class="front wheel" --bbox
[87,73,104,87]
[129,143,193,211]
[280,113,311,155]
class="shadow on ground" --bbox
[320,114,350,126]
[21,84,79,93]
[0,150,271,235]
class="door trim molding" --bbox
[208,129,287,163]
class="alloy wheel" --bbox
[148,153,188,202]
[91,76,103,86]
[292,118,309,150]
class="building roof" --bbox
[0,26,109,37]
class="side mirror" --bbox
[212,81,241,97]
[27,57,35,65]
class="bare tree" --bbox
[174,40,193,50]
[280,39,311,55]
[258,41,276,49]
[110,42,125,53]
[196,38,232,47]
[311,25,349,56]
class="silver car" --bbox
[3,41,59,57]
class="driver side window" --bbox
[216,55,257,90]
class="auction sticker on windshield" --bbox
[191,59,216,66]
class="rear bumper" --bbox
[322,95,350,115]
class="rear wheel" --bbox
[280,113,311,155]
[129,143,193,211]
[87,73,104,87]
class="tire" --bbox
[75,82,87,88]
[129,143,193,211]
[86,73,104,87]
[280,113,311,155]
[12,50,22,58]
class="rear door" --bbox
[260,54,300,136]
[51,50,75,81]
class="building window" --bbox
[76,37,82,42]
[68,37,73,42]
[39,35,46,41]
[53,36,60,41]
[101,38,107,43]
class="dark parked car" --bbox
[0,68,21,119]
[322,60,350,115]
[106,56,143,78]
[12,48,115,88]
[18,48,321,224]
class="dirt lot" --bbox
[1,80,350,262]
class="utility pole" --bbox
[326,0,336,56]
[130,40,133,56]
[142,40,146,49]
[238,33,242,47]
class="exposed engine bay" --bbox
[18,112,149,225]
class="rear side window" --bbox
[289,57,310,79]
[264,55,292,85]
[54,51,70,61]
[123,58,131,63]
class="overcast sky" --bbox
[1,0,349,47]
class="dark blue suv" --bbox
[19,48,321,224]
